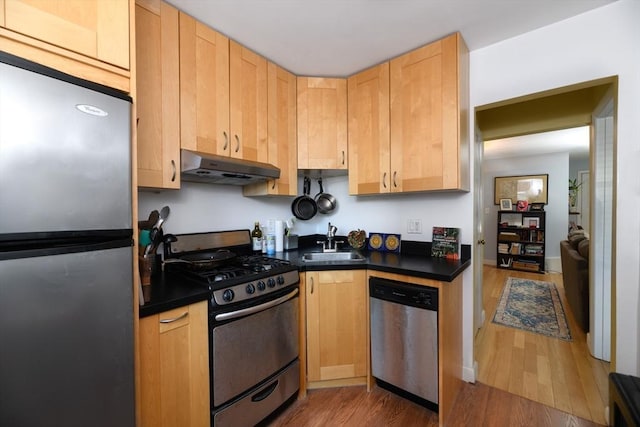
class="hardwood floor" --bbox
[475,266,610,425]
[267,383,603,426]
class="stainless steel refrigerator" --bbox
[0,52,135,427]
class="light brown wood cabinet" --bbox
[180,15,268,164]
[135,0,180,189]
[305,270,367,386]
[179,12,230,156]
[348,32,469,194]
[243,62,298,196]
[297,77,348,170]
[139,301,210,427]
[347,62,390,194]
[229,40,268,163]
[0,0,131,91]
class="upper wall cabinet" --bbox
[136,0,180,189]
[0,0,131,91]
[229,40,268,163]
[389,32,469,193]
[349,32,469,194]
[179,15,267,164]
[347,62,390,195]
[297,77,348,170]
[243,62,297,197]
[179,12,230,157]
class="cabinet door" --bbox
[243,62,297,196]
[179,12,230,156]
[306,270,367,382]
[347,63,390,195]
[297,77,348,170]
[229,40,268,162]
[139,301,210,427]
[390,33,465,192]
[136,0,180,189]
[3,0,130,69]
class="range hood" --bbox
[181,149,280,185]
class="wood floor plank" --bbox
[475,266,609,424]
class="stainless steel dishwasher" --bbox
[369,277,439,410]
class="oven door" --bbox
[211,288,299,407]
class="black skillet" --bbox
[291,176,317,220]
[162,249,237,270]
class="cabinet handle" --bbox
[223,132,228,151]
[383,172,387,189]
[341,150,345,165]
[310,277,314,294]
[393,171,398,188]
[234,135,240,153]
[170,160,176,182]
[271,180,276,190]
[159,311,189,324]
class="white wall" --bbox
[139,176,470,241]
[483,152,569,272]
[470,0,640,375]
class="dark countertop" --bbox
[139,236,471,318]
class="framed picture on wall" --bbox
[494,174,548,205]
[499,198,513,211]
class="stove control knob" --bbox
[246,283,255,294]
[277,275,285,285]
[257,280,266,291]
[267,277,276,288]
[222,289,235,302]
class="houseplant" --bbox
[569,178,582,209]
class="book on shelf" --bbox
[431,227,460,259]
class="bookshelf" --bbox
[497,210,545,273]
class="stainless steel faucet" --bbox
[317,222,342,252]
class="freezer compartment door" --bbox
[0,245,135,427]
[0,59,132,235]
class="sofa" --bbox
[559,231,590,333]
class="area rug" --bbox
[492,277,572,341]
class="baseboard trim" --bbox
[463,362,477,383]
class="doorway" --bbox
[472,77,617,423]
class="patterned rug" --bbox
[492,277,572,341]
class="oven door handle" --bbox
[215,288,299,322]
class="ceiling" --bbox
[484,127,590,161]
[167,0,616,77]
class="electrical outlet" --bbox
[407,219,422,234]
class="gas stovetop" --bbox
[165,230,299,308]
[177,255,294,284]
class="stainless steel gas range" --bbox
[164,230,300,426]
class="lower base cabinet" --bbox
[139,301,210,427]
[305,270,368,387]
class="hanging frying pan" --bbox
[315,177,337,214]
[291,176,317,220]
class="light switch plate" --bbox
[407,219,422,234]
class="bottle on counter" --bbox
[251,222,263,253]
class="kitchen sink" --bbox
[301,252,366,262]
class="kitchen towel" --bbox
[275,220,284,252]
